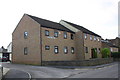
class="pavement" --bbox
[3,69,30,78]
[3,67,10,76]
[1,62,119,79]
[0,67,10,80]
[50,62,117,69]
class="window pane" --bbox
[94,36,97,40]
[54,46,58,54]
[24,47,28,55]
[71,34,74,40]
[98,48,101,53]
[90,35,92,40]
[97,37,100,41]
[55,49,58,52]
[45,30,49,36]
[45,45,50,50]
[24,31,28,39]
[54,31,58,37]
[64,46,68,54]
[64,32,67,39]
[84,34,87,39]
[85,47,88,53]
[71,47,74,54]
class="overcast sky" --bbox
[0,0,119,48]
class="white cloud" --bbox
[0,0,119,47]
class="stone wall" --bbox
[42,58,113,66]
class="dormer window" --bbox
[90,35,92,40]
[24,31,28,39]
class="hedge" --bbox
[111,52,120,58]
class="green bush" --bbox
[101,48,110,58]
[111,52,120,58]
[93,48,97,58]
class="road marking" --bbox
[74,68,89,70]
[20,70,32,80]
[7,68,32,80]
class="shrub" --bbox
[101,48,110,58]
[111,52,120,58]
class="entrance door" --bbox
[91,49,94,58]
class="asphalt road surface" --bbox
[1,62,119,79]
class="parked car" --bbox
[0,56,8,62]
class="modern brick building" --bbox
[12,14,102,65]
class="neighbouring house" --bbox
[101,40,119,53]
[7,42,12,61]
[12,14,102,65]
[107,37,120,52]
[0,46,10,62]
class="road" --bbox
[1,62,119,79]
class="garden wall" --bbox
[42,58,113,66]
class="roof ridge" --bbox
[62,20,101,37]
[26,14,74,33]
[27,14,59,24]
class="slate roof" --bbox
[27,14,74,33]
[63,20,101,37]
[102,42,119,48]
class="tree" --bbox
[101,48,110,58]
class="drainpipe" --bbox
[40,25,42,66]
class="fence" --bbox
[42,58,113,66]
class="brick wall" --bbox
[41,27,76,61]
[42,58,113,66]
[12,14,42,65]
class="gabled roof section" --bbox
[27,14,74,33]
[62,20,101,37]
